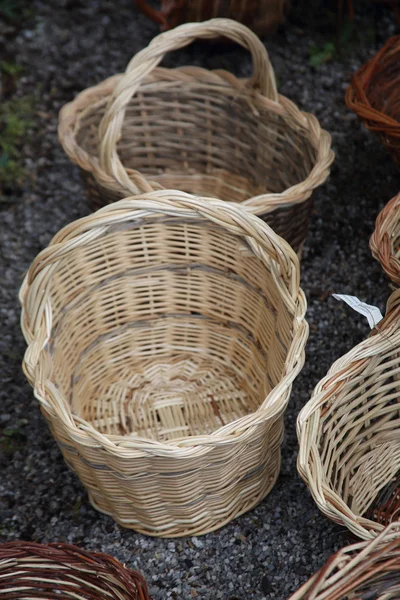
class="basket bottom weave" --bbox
[75,354,259,442]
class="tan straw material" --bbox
[288,523,400,600]
[0,541,150,600]
[20,191,308,537]
[370,192,400,286]
[58,18,334,254]
[134,0,288,35]
[297,289,400,540]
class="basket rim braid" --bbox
[21,191,308,454]
[288,522,400,600]
[346,36,400,160]
[370,192,400,286]
[297,288,400,540]
[58,17,334,217]
[0,541,151,599]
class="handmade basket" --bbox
[0,541,150,599]
[370,192,400,286]
[297,288,400,540]
[58,18,334,254]
[288,523,400,600]
[134,0,288,35]
[20,191,308,537]
[346,36,400,166]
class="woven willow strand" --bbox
[58,18,333,252]
[289,523,400,600]
[297,289,400,540]
[370,192,400,286]
[21,192,308,536]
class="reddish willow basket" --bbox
[346,36,400,166]
[134,0,288,35]
[288,523,400,600]
[0,542,150,599]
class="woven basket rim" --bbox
[288,522,400,599]
[297,289,400,540]
[370,192,400,286]
[58,65,334,214]
[346,35,400,135]
[20,192,308,456]
[0,540,150,599]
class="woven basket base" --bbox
[77,355,255,441]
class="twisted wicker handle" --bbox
[98,18,278,194]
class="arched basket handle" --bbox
[98,18,278,195]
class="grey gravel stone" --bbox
[0,2,396,599]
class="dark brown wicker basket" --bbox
[0,542,151,600]
[346,36,400,165]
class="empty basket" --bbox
[346,36,400,166]
[134,0,288,35]
[297,289,400,540]
[288,523,400,600]
[370,192,400,286]
[0,541,150,599]
[58,18,334,254]
[20,191,308,537]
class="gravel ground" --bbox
[0,2,399,599]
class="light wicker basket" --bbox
[297,289,400,540]
[288,523,400,600]
[0,541,150,599]
[20,191,308,538]
[370,192,400,286]
[134,0,289,36]
[346,36,400,166]
[58,18,334,254]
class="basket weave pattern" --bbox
[0,542,150,599]
[134,0,288,35]
[370,192,400,286]
[20,192,308,537]
[346,36,400,165]
[59,19,333,254]
[288,523,400,600]
[297,289,400,540]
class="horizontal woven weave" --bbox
[0,541,150,599]
[20,192,308,537]
[59,18,333,253]
[297,289,400,540]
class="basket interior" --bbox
[42,217,295,442]
[318,342,400,525]
[77,78,318,203]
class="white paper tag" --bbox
[332,294,383,329]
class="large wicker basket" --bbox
[346,36,400,166]
[20,191,308,537]
[370,192,400,286]
[0,541,150,599]
[58,18,334,254]
[288,523,400,600]
[134,0,288,35]
[297,289,400,540]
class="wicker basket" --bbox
[134,0,289,35]
[297,289,400,540]
[20,191,307,538]
[346,36,400,166]
[58,18,334,254]
[370,192,400,286]
[288,523,400,600]
[0,541,150,599]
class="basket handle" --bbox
[134,0,180,30]
[98,18,278,195]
